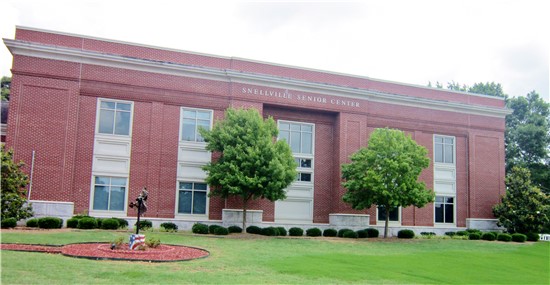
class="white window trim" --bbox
[95,98,134,137]
[434,195,456,226]
[174,180,210,219]
[179,107,213,143]
[277,120,316,157]
[89,175,129,217]
[376,206,402,226]
[433,134,456,166]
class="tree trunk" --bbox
[384,206,390,238]
[242,198,248,231]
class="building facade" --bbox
[3,27,510,233]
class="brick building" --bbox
[3,27,510,233]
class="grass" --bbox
[1,229,549,284]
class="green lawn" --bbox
[1,229,549,284]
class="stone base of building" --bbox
[222,209,263,227]
[466,218,503,231]
[27,200,74,227]
[329,213,370,228]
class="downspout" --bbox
[27,150,35,200]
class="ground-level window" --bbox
[377,206,400,222]
[178,182,207,215]
[435,196,454,223]
[92,176,127,211]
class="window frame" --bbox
[89,175,128,214]
[277,120,315,156]
[434,135,456,165]
[175,180,209,217]
[434,195,456,225]
[179,107,213,143]
[376,205,401,225]
[95,98,134,137]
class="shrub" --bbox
[114,218,128,229]
[306,228,322,237]
[66,218,79,228]
[277,227,287,236]
[343,230,358,238]
[214,226,229,235]
[397,229,415,239]
[38,217,63,229]
[366,228,379,238]
[338,229,353,238]
[191,223,209,234]
[497,233,512,242]
[246,225,262,235]
[526,232,539,242]
[112,236,124,249]
[145,237,161,248]
[136,220,152,230]
[288,227,304,236]
[481,232,497,241]
[467,229,482,234]
[101,218,120,230]
[160,222,178,232]
[357,230,368,238]
[420,232,436,236]
[209,224,221,234]
[456,231,469,236]
[468,233,481,240]
[26,218,39,228]
[261,227,279,236]
[228,225,243,233]
[323,228,338,237]
[511,233,527,243]
[1,217,17,228]
[96,218,104,228]
[77,217,98,229]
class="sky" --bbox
[1,0,549,101]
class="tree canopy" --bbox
[505,91,550,193]
[342,128,434,238]
[492,166,549,234]
[1,76,11,101]
[200,108,297,229]
[1,145,33,221]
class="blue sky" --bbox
[1,0,548,101]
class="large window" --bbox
[181,108,212,142]
[98,100,132,135]
[377,206,400,222]
[178,182,207,215]
[92,176,126,211]
[435,196,454,224]
[434,136,454,164]
[279,122,313,155]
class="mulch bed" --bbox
[0,243,209,262]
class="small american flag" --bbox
[129,234,145,250]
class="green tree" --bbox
[505,91,550,193]
[200,108,297,229]
[468,82,506,98]
[1,145,33,221]
[493,166,550,234]
[341,128,434,238]
[1,76,11,101]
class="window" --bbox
[296,172,312,182]
[435,196,454,223]
[181,108,212,142]
[92,176,126,211]
[434,136,454,164]
[98,100,132,135]
[295,158,312,168]
[178,182,207,215]
[377,206,399,222]
[279,122,313,154]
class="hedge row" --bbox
[66,216,129,230]
[190,224,383,239]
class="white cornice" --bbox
[3,38,512,118]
